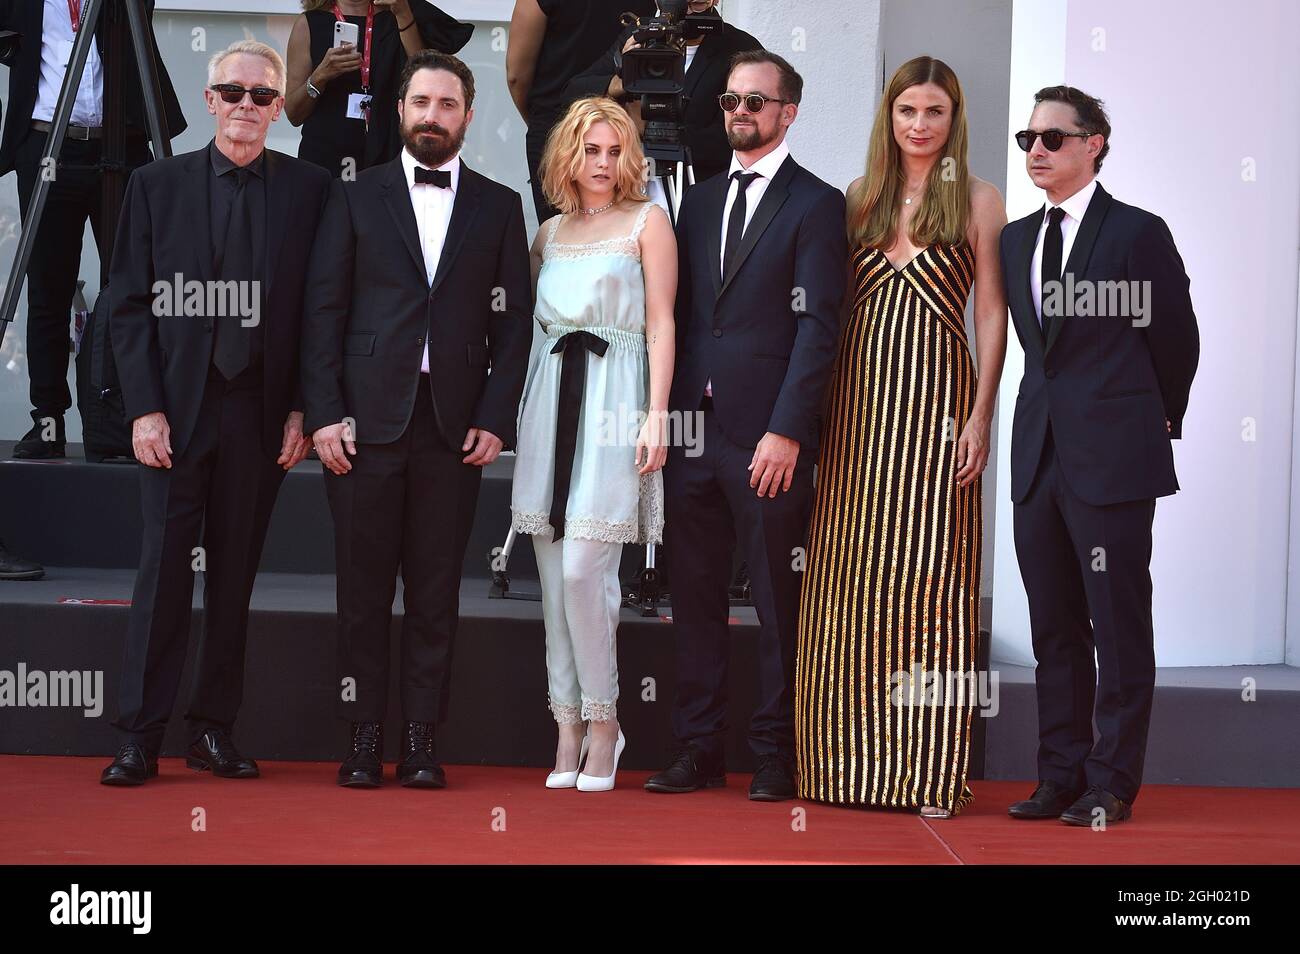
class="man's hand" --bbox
[132,411,172,469]
[748,432,800,497]
[462,427,503,467]
[278,411,310,471]
[313,421,356,476]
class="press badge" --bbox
[346,93,371,121]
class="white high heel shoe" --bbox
[545,729,590,789]
[576,729,625,792]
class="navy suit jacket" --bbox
[669,153,847,452]
[1000,181,1199,505]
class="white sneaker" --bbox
[576,729,625,792]
[545,729,590,789]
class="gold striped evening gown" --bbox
[795,242,982,814]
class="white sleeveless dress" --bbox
[510,203,665,545]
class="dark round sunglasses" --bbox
[1015,128,1093,152]
[210,84,279,107]
[718,92,789,113]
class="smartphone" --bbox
[333,20,359,49]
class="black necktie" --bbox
[415,167,452,188]
[722,170,760,282]
[1040,205,1066,344]
[213,167,253,380]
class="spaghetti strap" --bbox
[545,213,564,249]
[629,201,654,241]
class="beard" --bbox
[402,118,466,168]
[726,118,775,152]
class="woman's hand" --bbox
[955,410,991,487]
[312,43,363,87]
[636,410,668,475]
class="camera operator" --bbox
[564,0,761,197]
[0,1,186,459]
[506,0,655,223]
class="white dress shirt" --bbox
[1030,176,1098,324]
[34,0,104,127]
[401,146,461,373]
[704,139,790,396]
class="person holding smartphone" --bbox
[285,0,472,177]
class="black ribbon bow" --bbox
[415,167,452,188]
[547,330,609,541]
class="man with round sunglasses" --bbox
[1000,85,1199,825]
[101,40,332,786]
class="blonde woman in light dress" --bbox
[510,97,676,791]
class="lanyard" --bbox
[68,0,81,32]
[333,2,374,93]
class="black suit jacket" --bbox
[109,146,332,458]
[301,156,532,450]
[0,0,186,176]
[1000,181,1199,506]
[669,154,847,451]
[563,11,763,184]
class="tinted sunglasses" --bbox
[718,92,789,113]
[1015,128,1093,152]
[210,84,279,107]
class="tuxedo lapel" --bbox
[718,154,794,298]
[1013,209,1044,360]
[429,160,481,297]
[1046,182,1112,353]
[380,156,428,286]
[702,173,727,299]
[261,149,292,300]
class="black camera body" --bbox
[617,1,721,170]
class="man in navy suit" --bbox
[647,50,846,801]
[1000,86,1198,825]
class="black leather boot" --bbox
[338,721,384,788]
[397,721,445,788]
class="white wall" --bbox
[992,0,1300,666]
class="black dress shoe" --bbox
[644,746,725,793]
[12,420,66,459]
[748,753,796,801]
[338,721,384,788]
[1060,785,1132,826]
[186,729,259,778]
[397,721,446,788]
[100,743,158,786]
[1008,779,1084,819]
[0,539,44,581]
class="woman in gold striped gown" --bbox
[795,56,1007,817]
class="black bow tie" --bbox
[414,167,452,188]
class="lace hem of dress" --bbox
[513,509,659,545]
[582,698,617,723]
[548,697,619,724]
[549,698,583,725]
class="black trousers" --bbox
[1012,426,1157,804]
[664,401,814,762]
[326,379,482,724]
[14,128,151,425]
[114,367,284,755]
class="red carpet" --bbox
[3,756,1297,864]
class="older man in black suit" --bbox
[101,40,331,785]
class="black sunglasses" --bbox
[718,92,789,113]
[1015,128,1093,152]
[210,83,279,107]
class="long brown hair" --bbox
[848,56,970,249]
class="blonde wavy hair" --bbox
[539,97,648,215]
[848,55,971,249]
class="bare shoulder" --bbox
[968,175,1006,218]
[638,203,676,251]
[846,174,868,201]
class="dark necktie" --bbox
[722,170,760,282]
[415,167,452,188]
[1039,205,1066,344]
[213,167,254,380]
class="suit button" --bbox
[1045,369,1057,379]
[712,329,722,338]
[417,337,424,346]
